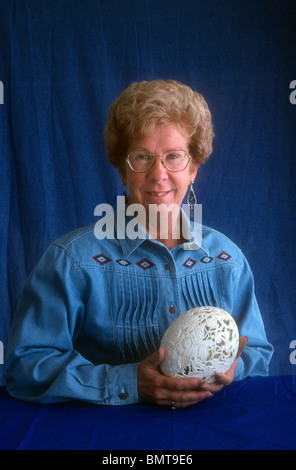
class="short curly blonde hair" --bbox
[104,80,214,170]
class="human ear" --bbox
[189,164,198,184]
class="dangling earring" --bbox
[122,183,128,205]
[187,182,197,222]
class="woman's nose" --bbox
[147,156,168,181]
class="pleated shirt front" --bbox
[4,216,273,405]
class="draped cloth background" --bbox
[1,0,295,385]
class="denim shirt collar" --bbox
[115,206,209,258]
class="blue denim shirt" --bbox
[4,215,273,405]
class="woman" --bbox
[3,80,273,408]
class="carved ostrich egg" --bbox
[160,306,239,382]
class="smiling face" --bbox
[120,123,198,213]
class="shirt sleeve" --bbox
[3,244,139,405]
[230,251,274,380]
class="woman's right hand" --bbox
[137,348,213,408]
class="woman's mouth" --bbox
[149,191,168,196]
[146,190,172,197]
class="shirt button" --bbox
[119,392,128,400]
[164,263,171,270]
[169,305,176,314]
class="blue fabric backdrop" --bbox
[1,0,296,385]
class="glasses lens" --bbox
[163,150,188,171]
[127,150,190,172]
[128,152,154,171]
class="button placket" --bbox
[161,255,179,320]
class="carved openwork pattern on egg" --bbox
[160,306,239,382]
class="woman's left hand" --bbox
[198,336,248,394]
[137,335,247,408]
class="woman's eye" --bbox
[167,153,180,160]
[134,153,150,161]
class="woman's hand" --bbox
[137,348,212,408]
[137,336,248,408]
[199,336,248,394]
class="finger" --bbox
[223,335,248,377]
[199,379,226,392]
[217,335,248,379]
[164,391,214,409]
[212,373,233,387]
[161,381,211,403]
[165,376,205,392]
[142,347,166,369]
[201,336,249,390]
[176,393,214,408]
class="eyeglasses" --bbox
[126,149,192,173]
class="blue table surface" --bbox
[0,375,295,450]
